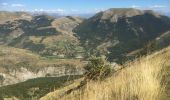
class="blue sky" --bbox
[0,0,170,15]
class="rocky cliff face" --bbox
[0,66,84,87]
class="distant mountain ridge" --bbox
[74,8,170,62]
[0,12,85,58]
[0,11,32,23]
[0,8,170,62]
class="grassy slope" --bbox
[41,46,170,100]
[0,11,32,23]
[0,45,40,72]
[0,45,85,73]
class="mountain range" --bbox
[75,8,170,62]
[1,8,170,63]
[0,8,170,99]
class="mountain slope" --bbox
[0,12,85,58]
[74,8,170,62]
[41,46,170,100]
[0,11,32,23]
[0,45,85,87]
[0,75,82,100]
[1,9,170,62]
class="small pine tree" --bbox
[84,56,113,80]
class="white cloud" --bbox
[55,9,65,12]
[2,3,8,6]
[11,4,25,7]
[39,9,44,12]
[131,5,141,8]
[71,9,79,12]
[94,8,106,13]
[33,9,65,13]
[150,5,167,8]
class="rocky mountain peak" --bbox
[92,8,161,23]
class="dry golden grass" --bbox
[29,35,78,44]
[40,78,84,100]
[37,59,85,68]
[0,45,85,73]
[0,45,39,64]
[41,46,170,100]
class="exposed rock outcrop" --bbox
[0,66,84,87]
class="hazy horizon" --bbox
[0,0,170,16]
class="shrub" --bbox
[84,56,113,80]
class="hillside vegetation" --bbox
[0,45,84,72]
[0,11,32,23]
[0,45,39,72]
[0,15,85,58]
[1,9,170,62]
[74,8,170,62]
[41,46,170,100]
[0,75,82,100]
[0,45,85,88]
[0,8,170,100]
